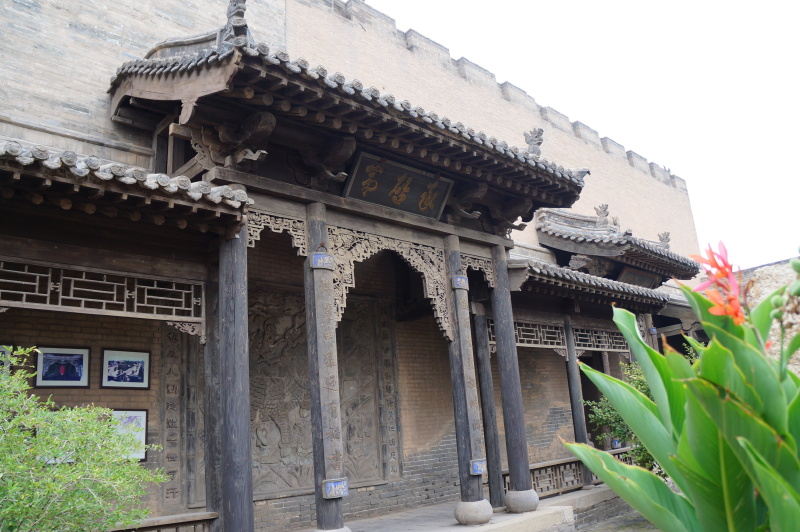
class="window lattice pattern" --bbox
[0,260,203,320]
[488,319,566,348]
[573,328,628,351]
[487,320,627,351]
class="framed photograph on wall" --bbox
[0,344,11,366]
[112,409,148,461]
[101,349,150,389]
[35,347,90,388]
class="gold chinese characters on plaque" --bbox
[343,152,453,220]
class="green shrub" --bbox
[0,347,167,532]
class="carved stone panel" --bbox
[247,290,399,498]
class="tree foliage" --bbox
[0,347,167,532]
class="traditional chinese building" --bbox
[0,1,700,531]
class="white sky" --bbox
[365,0,799,269]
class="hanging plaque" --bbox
[343,152,453,220]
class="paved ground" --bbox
[582,511,657,531]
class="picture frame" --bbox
[101,349,150,389]
[112,409,148,461]
[35,347,90,388]
[0,344,10,366]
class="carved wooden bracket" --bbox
[460,253,497,288]
[326,226,452,341]
[0,307,8,313]
[554,348,585,360]
[247,210,308,255]
[167,321,206,344]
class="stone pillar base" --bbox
[505,488,539,513]
[314,527,352,532]
[454,499,493,525]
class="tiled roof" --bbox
[0,139,252,232]
[108,23,586,209]
[535,208,699,279]
[518,259,671,309]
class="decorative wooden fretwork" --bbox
[502,448,632,498]
[487,318,630,354]
[0,259,203,321]
[326,226,452,341]
[459,254,497,288]
[247,210,308,255]
[487,319,566,348]
[573,328,628,351]
[167,321,206,344]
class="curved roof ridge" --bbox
[0,138,253,212]
[109,39,586,192]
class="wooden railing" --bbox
[110,511,218,532]
[502,447,632,498]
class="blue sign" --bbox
[452,275,469,290]
[312,253,336,271]
[322,478,349,499]
[470,459,487,476]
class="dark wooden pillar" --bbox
[203,265,224,532]
[563,315,592,485]
[563,316,589,445]
[601,351,611,375]
[304,203,348,531]
[217,225,255,532]
[444,235,492,525]
[490,245,538,513]
[472,303,505,509]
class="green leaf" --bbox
[614,308,686,439]
[786,334,800,365]
[702,322,787,435]
[739,438,800,532]
[579,362,689,494]
[696,340,763,414]
[565,442,698,532]
[687,378,800,493]
[748,287,783,346]
[675,391,757,531]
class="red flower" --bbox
[691,242,746,325]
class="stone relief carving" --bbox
[247,210,308,255]
[460,253,497,288]
[326,226,453,341]
[247,290,397,497]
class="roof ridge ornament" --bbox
[658,231,671,250]
[219,0,253,49]
[523,127,544,157]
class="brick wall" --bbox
[493,347,576,465]
[0,308,166,512]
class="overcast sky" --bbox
[366,0,799,269]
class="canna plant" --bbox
[565,244,800,531]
